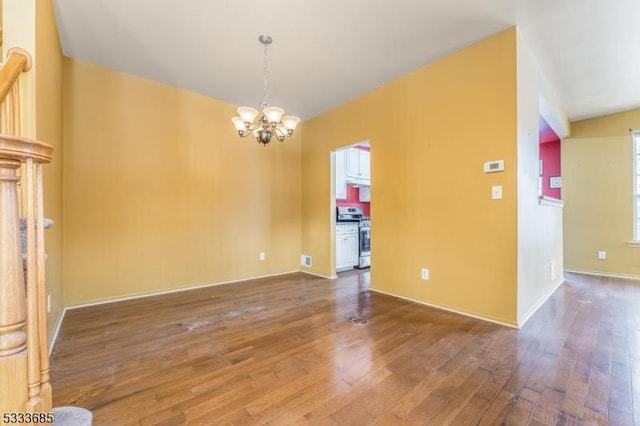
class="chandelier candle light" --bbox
[232,35,300,145]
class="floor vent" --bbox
[301,254,312,267]
[349,316,369,325]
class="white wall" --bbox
[516,30,567,326]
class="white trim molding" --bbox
[368,287,518,329]
[517,279,565,328]
[564,269,640,281]
[66,270,302,311]
[539,196,565,207]
[49,308,66,356]
[300,270,334,279]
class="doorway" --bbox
[333,141,371,275]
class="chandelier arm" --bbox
[238,119,262,138]
[248,121,261,131]
[274,127,287,142]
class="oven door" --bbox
[359,227,370,256]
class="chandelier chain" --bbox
[262,41,269,107]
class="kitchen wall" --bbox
[539,116,562,199]
[302,28,519,325]
[336,187,370,216]
[563,108,640,277]
[540,140,561,199]
[62,59,302,305]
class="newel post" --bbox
[0,157,28,411]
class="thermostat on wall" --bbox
[483,160,505,173]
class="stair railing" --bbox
[0,47,54,414]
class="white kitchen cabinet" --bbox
[346,149,360,178]
[335,149,347,200]
[359,149,370,180]
[346,148,370,185]
[336,224,359,271]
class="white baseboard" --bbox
[49,308,66,356]
[300,270,334,279]
[368,287,518,329]
[66,270,301,310]
[517,278,565,328]
[564,269,640,281]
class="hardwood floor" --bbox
[51,271,639,425]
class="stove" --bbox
[336,206,364,223]
[337,207,371,269]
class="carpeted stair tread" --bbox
[53,406,92,426]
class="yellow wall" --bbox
[563,108,640,277]
[302,29,519,325]
[3,0,35,138]
[62,59,302,305]
[35,0,64,344]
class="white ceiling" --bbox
[52,0,640,122]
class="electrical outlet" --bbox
[421,268,429,280]
[47,294,51,313]
[259,252,266,261]
[550,260,556,281]
[598,251,607,260]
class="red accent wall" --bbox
[336,186,370,216]
[540,140,561,199]
[539,116,559,144]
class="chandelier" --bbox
[232,35,300,145]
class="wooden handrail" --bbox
[0,134,53,161]
[0,48,31,104]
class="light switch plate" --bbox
[491,185,503,200]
